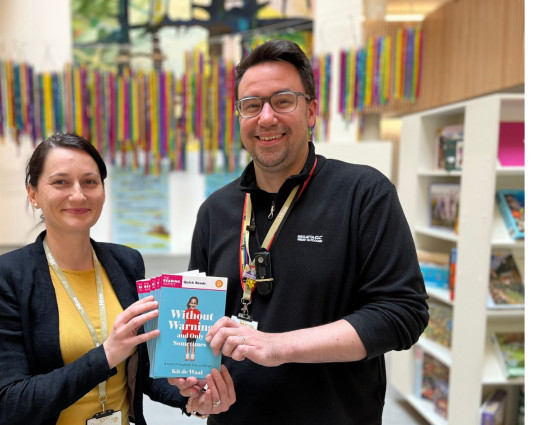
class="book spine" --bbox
[449,247,457,301]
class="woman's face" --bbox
[188,299,198,309]
[27,148,105,237]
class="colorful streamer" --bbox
[0,30,423,171]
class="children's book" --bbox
[420,352,450,418]
[480,389,507,425]
[413,347,424,398]
[496,189,524,240]
[138,271,228,379]
[491,332,525,379]
[449,247,457,301]
[435,124,464,170]
[487,252,524,309]
[434,379,449,419]
[417,249,450,290]
[424,299,453,348]
[429,183,460,232]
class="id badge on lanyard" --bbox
[235,158,317,325]
[86,409,122,425]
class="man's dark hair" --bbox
[25,133,107,189]
[234,39,316,101]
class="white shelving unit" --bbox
[392,93,524,425]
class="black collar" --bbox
[239,142,319,198]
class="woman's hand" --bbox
[171,365,236,417]
[103,296,160,368]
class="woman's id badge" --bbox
[85,409,122,425]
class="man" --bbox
[178,39,428,425]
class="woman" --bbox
[0,133,235,425]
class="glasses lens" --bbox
[238,98,263,117]
[271,92,298,113]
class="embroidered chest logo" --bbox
[297,235,323,243]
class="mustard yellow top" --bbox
[50,265,130,425]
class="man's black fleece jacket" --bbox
[189,142,429,425]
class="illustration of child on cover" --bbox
[183,296,201,361]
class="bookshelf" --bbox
[392,93,524,425]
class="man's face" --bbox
[237,61,317,179]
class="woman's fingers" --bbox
[189,365,236,415]
[104,298,160,368]
[168,377,206,397]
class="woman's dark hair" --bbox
[25,133,107,189]
[234,39,316,101]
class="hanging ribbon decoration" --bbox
[393,26,423,101]
[312,53,332,142]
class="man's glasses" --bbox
[235,91,311,118]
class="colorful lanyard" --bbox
[238,158,317,316]
[43,240,110,412]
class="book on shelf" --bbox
[496,189,524,240]
[487,252,524,309]
[480,388,507,425]
[435,124,464,171]
[429,183,460,232]
[417,249,450,290]
[138,271,228,379]
[497,121,524,167]
[420,352,450,418]
[491,332,525,379]
[424,299,452,348]
[413,347,424,397]
[449,247,457,301]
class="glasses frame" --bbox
[235,91,312,118]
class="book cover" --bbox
[149,276,162,368]
[491,332,525,379]
[424,299,452,348]
[496,189,524,240]
[449,247,457,301]
[497,121,524,167]
[443,138,461,171]
[488,252,524,309]
[147,273,228,379]
[413,347,424,397]
[420,352,449,418]
[455,141,464,170]
[430,183,460,231]
[480,389,507,425]
[435,124,464,170]
[434,379,449,419]
[417,249,450,290]
[420,352,449,401]
[136,278,155,359]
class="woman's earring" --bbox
[34,203,38,208]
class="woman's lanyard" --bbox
[43,240,111,413]
[237,158,317,321]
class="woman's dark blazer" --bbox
[0,231,186,425]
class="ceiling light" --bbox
[384,14,425,22]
